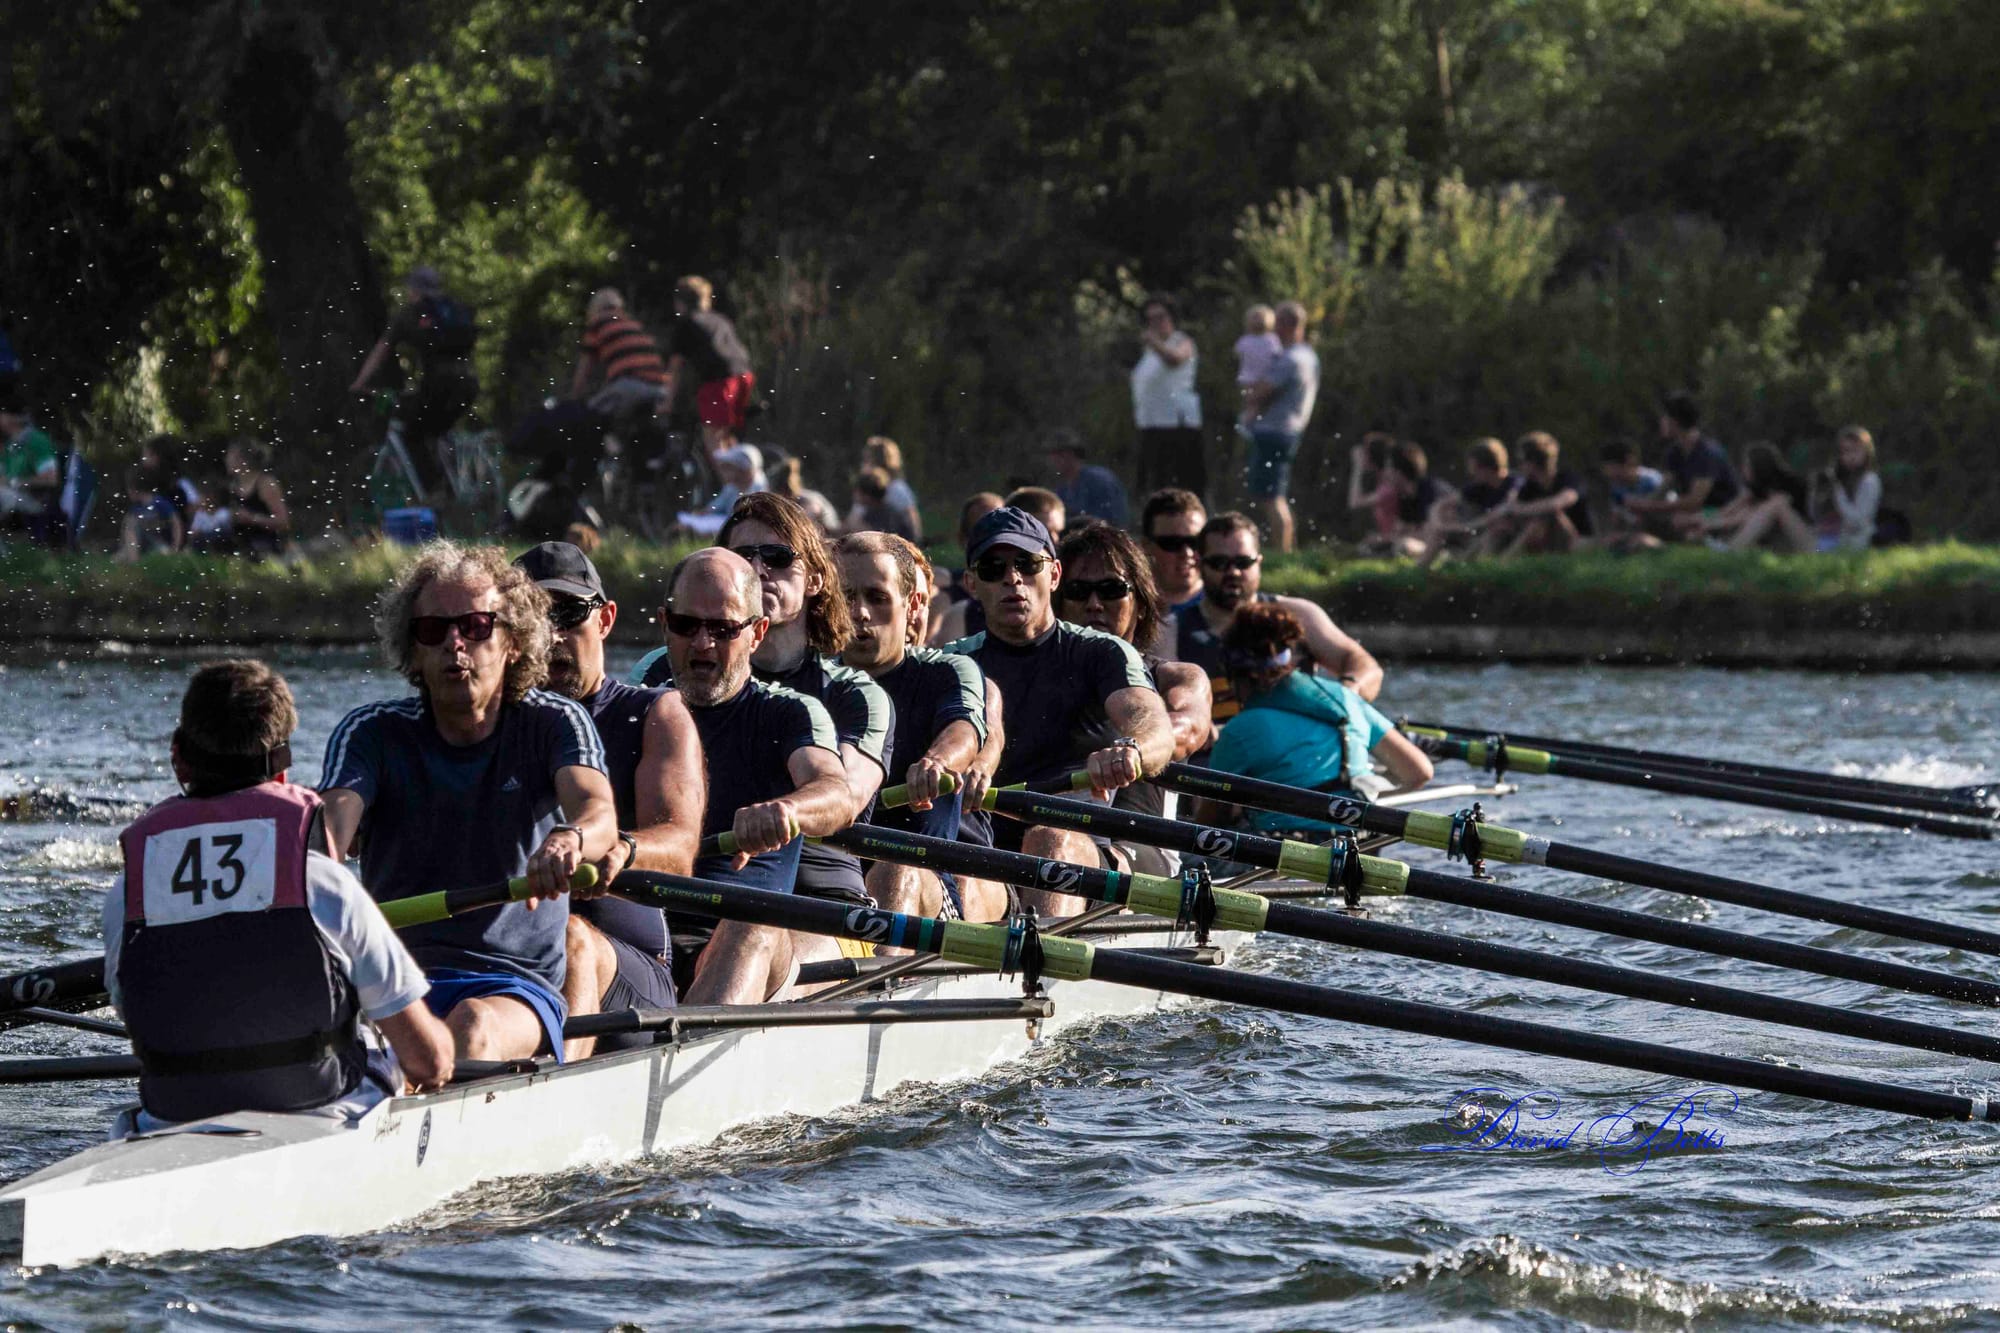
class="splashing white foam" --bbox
[1834,755,1991,789]
[18,837,122,871]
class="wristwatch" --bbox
[617,830,640,864]
[1112,736,1144,778]
[549,822,584,844]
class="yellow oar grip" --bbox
[1126,874,1271,932]
[1400,811,1531,862]
[1273,842,1409,895]
[879,772,962,809]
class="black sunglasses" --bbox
[730,543,798,571]
[1147,533,1201,554]
[412,612,498,646]
[1202,554,1261,573]
[1057,577,1132,603]
[549,597,605,631]
[972,553,1052,582]
[663,611,761,642]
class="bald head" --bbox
[665,548,766,705]
[670,547,760,620]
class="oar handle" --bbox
[878,772,962,809]
[381,864,600,931]
[979,770,1094,810]
[700,813,804,859]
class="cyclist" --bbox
[663,276,755,459]
[351,266,480,496]
[570,288,669,429]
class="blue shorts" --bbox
[595,935,676,1053]
[1245,427,1301,499]
[424,969,569,1064]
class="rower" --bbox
[1053,521,1213,878]
[1207,602,1433,833]
[629,548,853,1002]
[835,531,1010,924]
[320,543,619,1065]
[1177,510,1382,729]
[513,541,705,1058]
[1139,486,1208,625]
[106,660,453,1130]
[943,505,1174,916]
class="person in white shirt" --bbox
[1130,293,1203,498]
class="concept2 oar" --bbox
[1405,720,1999,817]
[1150,764,2000,962]
[1406,729,1996,840]
[378,865,599,929]
[610,869,2000,1126]
[837,810,2000,1065]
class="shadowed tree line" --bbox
[8,0,2000,535]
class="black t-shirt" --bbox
[865,648,987,844]
[1667,436,1742,509]
[387,297,477,379]
[576,678,677,956]
[1458,476,1518,514]
[756,654,894,903]
[668,310,753,383]
[1397,476,1447,526]
[945,621,1153,789]
[1516,468,1595,536]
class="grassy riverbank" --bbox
[2,539,1995,654]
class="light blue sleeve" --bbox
[1354,691,1394,752]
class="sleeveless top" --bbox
[117,782,362,1123]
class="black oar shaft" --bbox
[564,997,1053,1039]
[0,956,107,1018]
[1155,763,2000,962]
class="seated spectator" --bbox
[1358,440,1447,559]
[1486,431,1593,555]
[1810,425,1882,552]
[849,466,919,539]
[1711,442,1812,552]
[221,437,291,559]
[845,436,921,539]
[570,287,670,428]
[1625,389,1742,541]
[1046,429,1130,527]
[1594,438,1666,552]
[678,443,766,536]
[564,520,602,555]
[116,434,192,561]
[0,398,60,529]
[1416,438,1517,564]
[772,456,842,531]
[1345,430,1400,548]
[1003,485,1066,544]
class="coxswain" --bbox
[1177,511,1382,729]
[1206,602,1433,833]
[107,660,453,1131]
[320,544,619,1065]
[835,531,1010,924]
[944,506,1174,917]
[513,541,706,1058]
[629,548,854,1002]
[1054,522,1213,878]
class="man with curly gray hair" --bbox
[320,541,618,1065]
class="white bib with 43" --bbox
[141,818,280,925]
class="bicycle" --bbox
[593,424,713,542]
[363,408,505,533]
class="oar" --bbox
[1150,764,2000,961]
[1406,720,1998,816]
[836,814,2000,1065]
[1407,730,1996,839]
[0,956,111,1024]
[610,869,2000,1125]
[0,1055,532,1087]
[377,865,600,930]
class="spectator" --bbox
[1358,441,1446,559]
[849,467,918,540]
[1486,431,1593,555]
[1242,301,1318,553]
[1345,431,1401,548]
[1140,487,1207,613]
[1003,485,1066,545]
[351,266,480,496]
[221,437,292,559]
[1711,442,1812,552]
[1233,305,1284,424]
[846,436,922,538]
[1130,293,1203,497]
[772,456,842,531]
[664,275,756,458]
[678,443,766,536]
[116,434,189,561]
[0,396,59,528]
[1811,425,1882,551]
[1046,429,1129,527]
[1417,438,1517,564]
[569,288,670,428]
[1596,438,1666,552]
[1624,389,1742,540]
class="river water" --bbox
[2,650,1997,1330]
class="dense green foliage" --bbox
[9,0,2000,533]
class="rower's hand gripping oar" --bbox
[610,868,2000,1126]
[876,771,1093,811]
[379,865,600,930]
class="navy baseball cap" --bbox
[966,506,1056,565]
[513,541,605,601]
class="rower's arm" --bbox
[321,788,366,861]
[1372,730,1435,793]
[625,691,706,876]
[1102,684,1176,785]
[1153,660,1214,760]
[960,679,1006,812]
[528,766,620,900]
[785,746,858,836]
[837,742,887,821]
[1281,595,1383,701]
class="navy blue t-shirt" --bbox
[319,690,606,988]
[758,654,894,903]
[1516,468,1595,536]
[577,677,679,956]
[865,646,986,843]
[1667,436,1742,509]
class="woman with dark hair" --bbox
[1131,293,1203,496]
[1208,602,1431,835]
[715,492,889,910]
[223,437,292,558]
[1054,520,1213,876]
[1710,442,1813,552]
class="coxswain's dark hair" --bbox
[174,659,298,795]
[1221,602,1306,683]
[718,491,853,655]
[1056,520,1163,654]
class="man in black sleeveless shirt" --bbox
[515,542,706,1056]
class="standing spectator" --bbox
[1485,432,1593,555]
[1624,389,1742,541]
[771,456,842,531]
[1046,429,1129,527]
[221,438,292,559]
[350,266,480,496]
[664,275,756,458]
[847,437,922,539]
[569,288,669,428]
[1140,487,1207,614]
[0,396,60,528]
[1242,301,1318,553]
[849,467,918,540]
[1811,425,1882,551]
[1130,293,1203,497]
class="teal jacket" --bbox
[1209,672,1393,834]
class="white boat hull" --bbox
[0,930,1239,1267]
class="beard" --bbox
[1207,582,1247,611]
[678,655,747,708]
[544,651,585,699]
